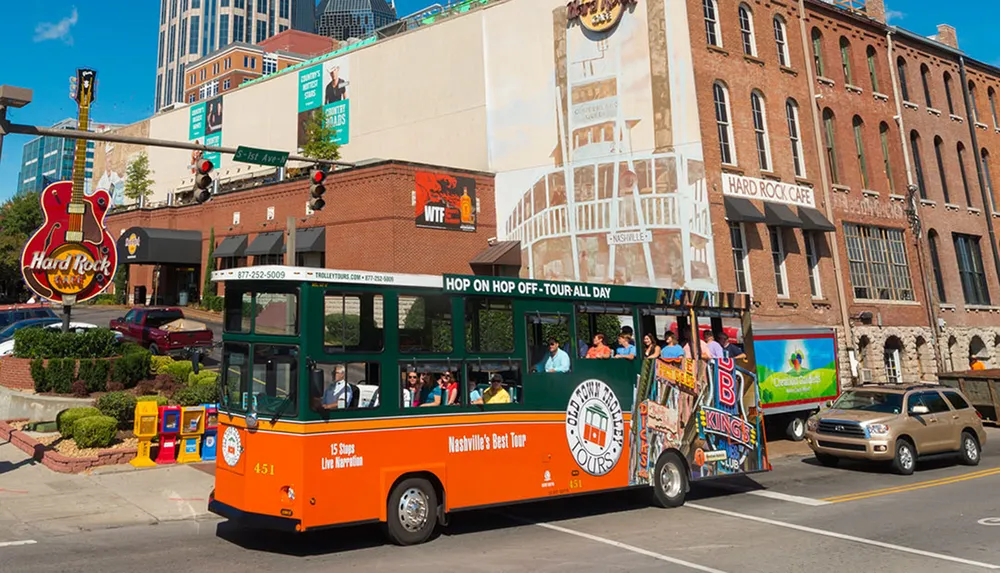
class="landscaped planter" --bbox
[0,419,137,474]
[0,356,114,392]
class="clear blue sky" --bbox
[1,0,997,201]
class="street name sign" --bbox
[234,146,289,167]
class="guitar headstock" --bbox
[73,69,97,107]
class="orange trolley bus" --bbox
[207,266,770,544]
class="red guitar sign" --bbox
[20,69,117,304]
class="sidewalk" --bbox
[0,438,216,538]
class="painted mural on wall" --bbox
[92,120,150,206]
[629,358,767,484]
[486,0,716,290]
[297,55,351,148]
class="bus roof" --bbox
[212,265,751,310]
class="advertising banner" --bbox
[189,96,223,169]
[415,172,477,232]
[754,332,839,409]
[297,57,351,148]
[721,173,816,209]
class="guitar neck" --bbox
[71,104,90,204]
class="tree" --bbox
[0,191,42,301]
[123,152,154,204]
[114,264,129,305]
[203,227,217,297]
[301,109,342,161]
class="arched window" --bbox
[839,37,853,85]
[866,45,880,93]
[928,229,947,303]
[822,108,839,184]
[751,91,772,171]
[969,80,980,123]
[883,336,904,384]
[852,116,869,189]
[879,122,896,193]
[934,136,950,204]
[713,82,736,165]
[811,28,825,77]
[897,57,910,102]
[982,148,996,211]
[944,72,956,115]
[910,130,927,199]
[957,142,973,206]
[786,99,805,177]
[738,4,757,56]
[920,63,933,108]
[989,87,999,128]
[703,0,721,47]
[773,16,790,67]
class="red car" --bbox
[109,307,213,356]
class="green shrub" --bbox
[119,342,146,356]
[137,394,168,407]
[170,384,217,406]
[151,355,175,374]
[96,391,138,429]
[110,349,151,389]
[56,407,101,438]
[73,415,118,449]
[30,358,47,392]
[201,294,224,312]
[47,358,77,394]
[187,370,218,387]
[13,328,120,359]
[77,359,110,393]
[164,360,193,384]
[88,294,117,305]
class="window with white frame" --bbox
[804,231,822,298]
[262,53,278,75]
[751,91,772,171]
[768,226,789,297]
[786,99,805,177]
[773,16,790,67]
[843,223,914,301]
[223,79,231,90]
[883,338,903,384]
[738,4,757,56]
[703,0,721,47]
[713,82,736,165]
[730,222,752,294]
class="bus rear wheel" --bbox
[385,477,438,546]
[651,451,687,508]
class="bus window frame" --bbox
[224,283,301,338]
[248,343,300,418]
[575,303,636,360]
[220,341,250,412]
[309,360,382,414]
[397,292,456,355]
[321,288,386,355]
[523,309,574,376]
[464,296,516,355]
[464,359,523,407]
[398,360,465,410]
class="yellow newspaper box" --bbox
[130,401,159,468]
[176,406,205,464]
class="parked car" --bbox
[0,318,62,342]
[109,307,213,356]
[0,305,58,329]
[0,322,122,357]
[805,384,986,475]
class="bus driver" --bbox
[320,365,352,410]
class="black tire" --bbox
[959,431,981,466]
[815,453,839,467]
[786,416,806,442]
[148,343,160,356]
[651,451,688,508]
[891,439,916,475]
[384,478,438,546]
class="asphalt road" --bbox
[2,429,999,573]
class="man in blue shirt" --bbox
[538,338,571,373]
[614,334,636,360]
[660,331,685,360]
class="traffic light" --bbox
[309,167,327,211]
[194,158,214,204]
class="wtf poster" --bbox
[415,172,477,232]
[297,56,351,149]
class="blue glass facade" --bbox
[316,0,397,41]
[16,120,116,195]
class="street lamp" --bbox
[0,84,33,160]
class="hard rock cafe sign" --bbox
[567,0,637,34]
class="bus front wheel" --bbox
[651,451,688,508]
[385,477,438,546]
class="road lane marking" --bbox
[823,467,1000,503]
[746,491,831,506]
[688,503,1000,570]
[0,540,37,548]
[531,521,728,573]
[980,518,1000,526]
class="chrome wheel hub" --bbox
[659,462,682,498]
[899,445,914,469]
[965,437,979,460]
[398,488,429,533]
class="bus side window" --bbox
[400,364,459,408]
[311,362,381,412]
[525,314,571,373]
[324,292,385,353]
[575,305,634,359]
[398,295,453,353]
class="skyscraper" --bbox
[316,0,398,41]
[155,0,317,112]
[16,119,122,196]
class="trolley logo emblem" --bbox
[222,426,242,467]
[566,379,624,476]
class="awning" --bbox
[723,197,766,223]
[245,232,285,256]
[213,235,248,258]
[117,227,202,265]
[470,241,522,276]
[284,227,325,253]
[798,207,836,232]
[764,203,803,227]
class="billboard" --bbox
[297,56,351,148]
[190,95,223,169]
[754,331,839,410]
[415,172,477,232]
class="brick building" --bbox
[691,0,1000,382]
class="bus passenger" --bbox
[642,333,661,360]
[718,332,746,360]
[403,370,420,407]
[443,372,459,406]
[660,332,685,360]
[420,372,453,407]
[585,334,612,359]
[321,365,352,410]
[483,374,511,404]
[468,378,484,405]
[703,331,725,359]
[614,334,636,360]
[537,338,570,373]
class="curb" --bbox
[0,419,138,474]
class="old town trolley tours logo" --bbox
[565,379,625,476]
[222,426,243,467]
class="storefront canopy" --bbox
[287,227,326,253]
[723,197,766,223]
[470,240,522,276]
[117,227,202,265]
[763,203,803,228]
[798,207,836,232]
[245,232,284,257]
[213,235,248,258]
